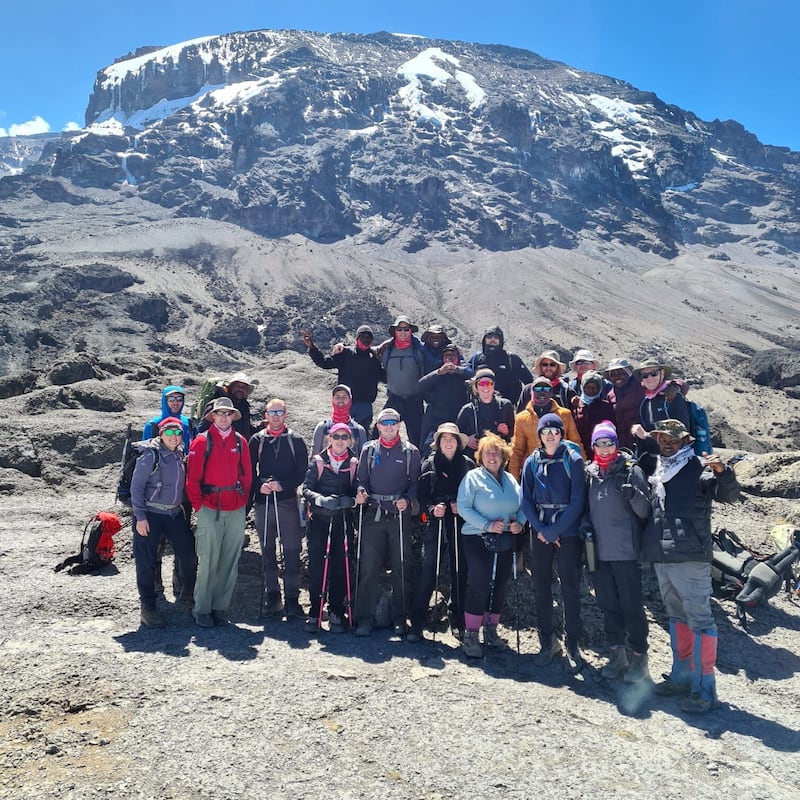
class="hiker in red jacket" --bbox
[186,397,252,628]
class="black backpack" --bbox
[54,512,123,575]
[116,424,160,506]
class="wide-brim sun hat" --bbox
[603,357,634,375]
[569,349,599,371]
[534,350,565,374]
[388,316,418,334]
[634,357,672,379]
[205,397,243,422]
[432,422,468,450]
[652,419,693,441]
[226,372,259,395]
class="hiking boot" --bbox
[533,638,562,667]
[140,607,165,629]
[355,621,372,637]
[681,693,719,714]
[601,646,629,680]
[328,613,346,634]
[624,652,650,684]
[211,610,229,626]
[264,592,284,615]
[284,598,304,619]
[653,674,691,697]
[194,613,214,628]
[406,625,423,643]
[483,625,509,651]
[461,630,483,659]
[451,626,465,642]
[392,622,406,639]
[304,616,319,634]
[564,642,585,674]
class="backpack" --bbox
[190,378,222,423]
[711,527,800,629]
[255,428,298,478]
[116,424,159,506]
[54,512,123,575]
[687,399,713,456]
[363,438,415,481]
[313,453,358,483]
[528,440,582,480]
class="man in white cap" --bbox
[567,349,612,401]
[353,407,421,638]
[186,397,253,627]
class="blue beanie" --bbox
[537,413,564,434]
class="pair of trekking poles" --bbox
[258,483,285,618]
[483,526,522,657]
[317,509,353,630]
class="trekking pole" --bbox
[318,518,333,629]
[398,508,407,634]
[452,515,461,633]
[259,494,270,618]
[512,548,521,655]
[272,489,284,571]
[484,543,499,662]
[433,517,444,643]
[342,510,353,628]
[353,502,364,632]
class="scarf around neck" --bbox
[649,445,695,509]
[644,380,669,400]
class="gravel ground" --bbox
[2,480,799,800]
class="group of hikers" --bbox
[128,318,740,715]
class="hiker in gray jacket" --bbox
[131,417,196,629]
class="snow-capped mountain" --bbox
[21,28,795,256]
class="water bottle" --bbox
[583,529,597,573]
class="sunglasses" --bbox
[533,386,552,393]
[166,395,184,402]
[539,362,557,368]
[378,419,399,426]
[575,360,591,366]
[330,434,351,441]
[540,427,561,436]
[357,332,373,340]
[214,411,233,417]
[395,326,412,332]
[477,379,494,387]
[161,427,182,436]
[640,370,661,379]
[593,439,616,448]
[266,409,286,416]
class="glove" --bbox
[337,496,354,509]
[315,495,339,510]
[621,484,635,501]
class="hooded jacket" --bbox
[468,327,533,402]
[509,399,585,480]
[142,386,195,450]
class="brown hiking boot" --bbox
[140,607,165,629]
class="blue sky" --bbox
[1,0,798,150]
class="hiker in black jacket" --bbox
[303,326,384,432]
[301,423,362,634]
[643,419,740,714]
[417,343,471,452]
[249,398,309,619]
[456,368,515,459]
[468,326,532,403]
[409,423,476,642]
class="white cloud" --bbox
[0,115,52,137]
[63,121,81,132]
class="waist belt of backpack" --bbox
[145,501,183,515]
[370,493,402,522]
[537,502,568,522]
